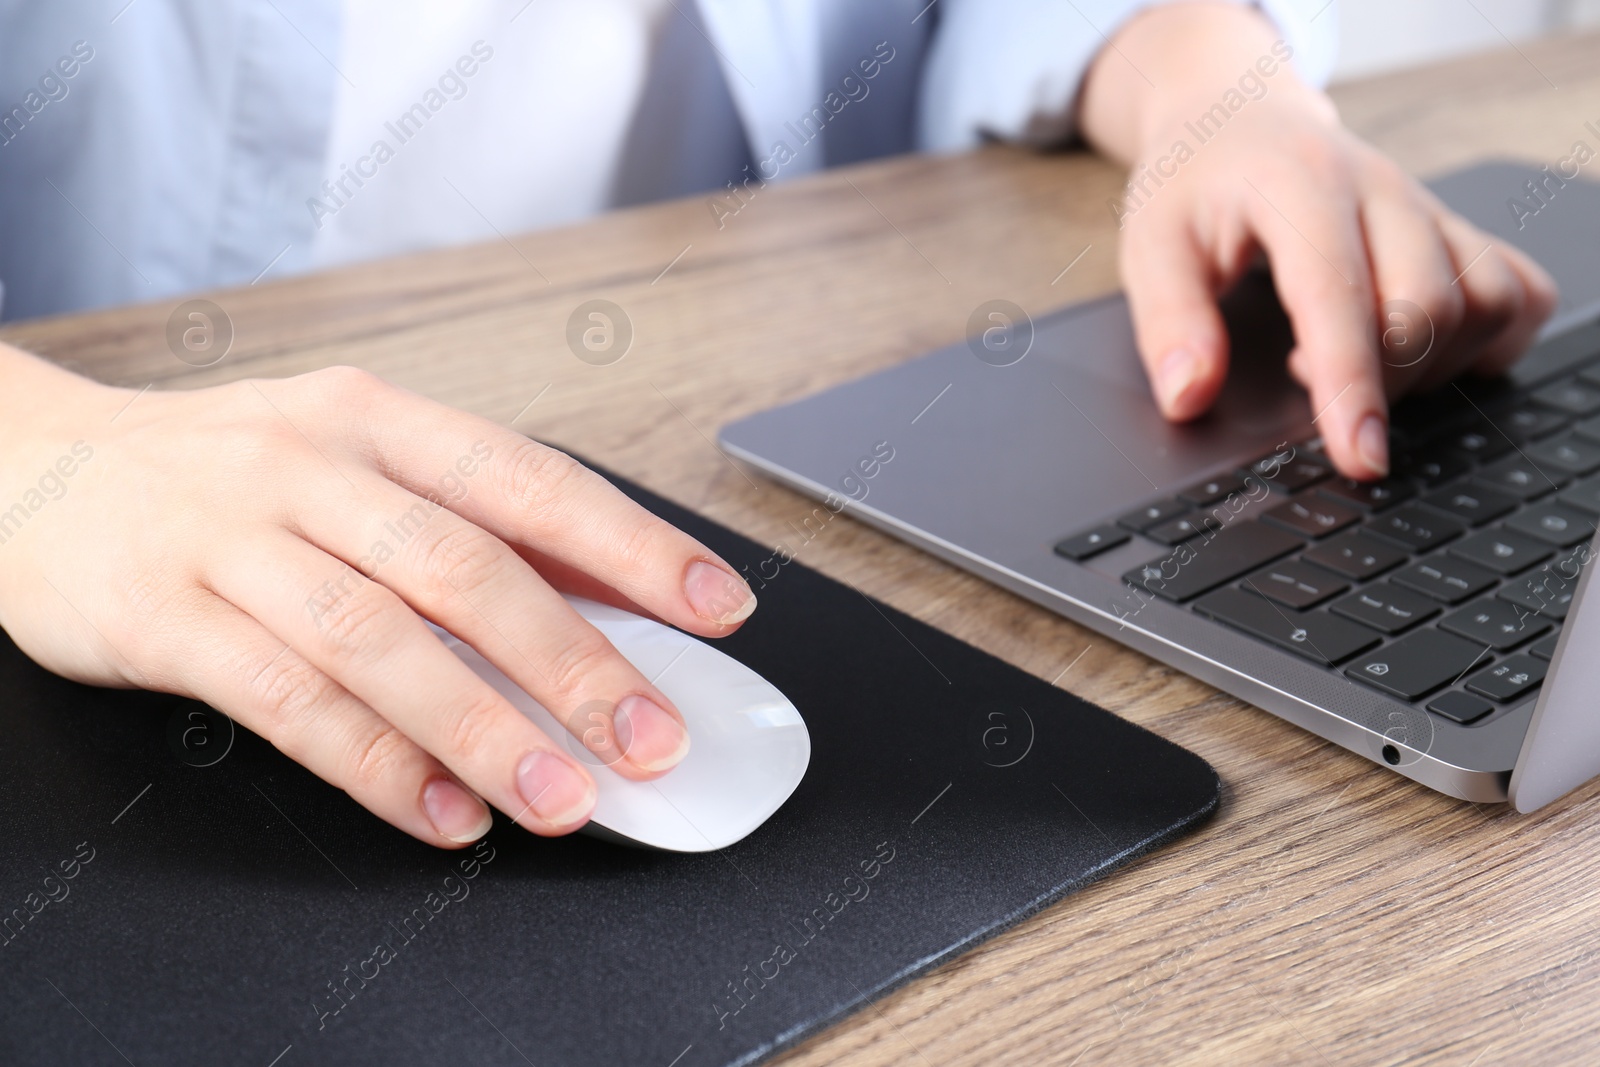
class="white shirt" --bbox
[0,0,1334,320]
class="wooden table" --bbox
[9,30,1600,1067]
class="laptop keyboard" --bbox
[1055,362,1600,727]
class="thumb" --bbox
[1120,214,1230,422]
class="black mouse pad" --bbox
[0,462,1219,1067]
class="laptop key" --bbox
[1390,556,1498,604]
[1254,457,1331,494]
[1557,473,1600,514]
[1316,477,1416,512]
[1501,407,1568,442]
[1392,447,1468,487]
[1053,525,1130,561]
[1122,521,1304,602]
[1437,422,1513,463]
[1533,378,1600,416]
[1262,496,1361,538]
[1145,514,1221,545]
[1365,504,1465,551]
[1527,433,1600,477]
[1449,529,1552,575]
[1242,560,1349,609]
[1530,632,1562,660]
[1345,629,1493,701]
[1426,690,1495,725]
[1503,502,1597,547]
[1420,484,1516,526]
[1439,596,1551,650]
[1329,584,1440,635]
[1302,531,1408,580]
[1472,455,1565,500]
[1571,411,1600,443]
[1498,566,1577,620]
[1465,654,1548,703]
[1116,498,1190,533]
[1193,587,1380,666]
[1178,472,1249,506]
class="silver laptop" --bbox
[720,161,1600,811]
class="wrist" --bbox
[0,341,121,455]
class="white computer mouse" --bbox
[433,596,810,852]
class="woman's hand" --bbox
[1078,2,1559,480]
[0,346,756,847]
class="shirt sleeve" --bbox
[916,0,1340,152]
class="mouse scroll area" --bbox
[433,597,810,852]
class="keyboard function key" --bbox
[1193,587,1381,666]
[1426,690,1496,725]
[1449,529,1553,575]
[1262,496,1361,538]
[1420,484,1516,526]
[1345,629,1493,701]
[1054,525,1130,561]
[1117,498,1191,533]
[1329,584,1441,635]
[1303,531,1408,581]
[1241,560,1349,609]
[1365,504,1465,551]
[1178,472,1249,506]
[1439,597,1551,650]
[1465,654,1548,703]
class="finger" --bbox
[1357,188,1466,395]
[1441,219,1560,377]
[208,532,599,837]
[318,371,756,637]
[1121,205,1230,421]
[290,474,690,780]
[1245,175,1389,479]
[177,593,493,848]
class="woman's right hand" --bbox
[0,345,757,847]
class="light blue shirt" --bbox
[0,0,1333,321]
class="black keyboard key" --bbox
[1449,529,1552,575]
[1438,421,1513,462]
[1503,501,1596,546]
[1465,654,1548,703]
[1329,584,1440,635]
[1472,455,1564,501]
[1498,566,1578,620]
[1366,504,1465,551]
[1530,632,1562,660]
[1122,521,1303,602]
[1440,597,1551,650]
[1557,473,1600,514]
[1054,525,1130,561]
[1179,472,1249,506]
[1303,531,1408,580]
[1527,433,1600,476]
[1427,690,1495,725]
[1533,378,1600,416]
[1117,498,1190,533]
[1391,557,1498,604]
[1315,476,1416,512]
[1345,629,1493,701]
[1242,560,1349,609]
[1193,587,1380,666]
[1420,484,1517,526]
[1393,447,1468,487]
[1570,412,1600,443]
[1501,406,1568,442]
[1145,514,1221,545]
[1262,496,1361,538]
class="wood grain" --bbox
[8,30,1600,1066]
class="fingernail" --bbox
[1159,347,1203,414]
[422,778,493,843]
[1355,413,1389,477]
[515,751,596,828]
[685,560,756,624]
[614,695,691,773]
